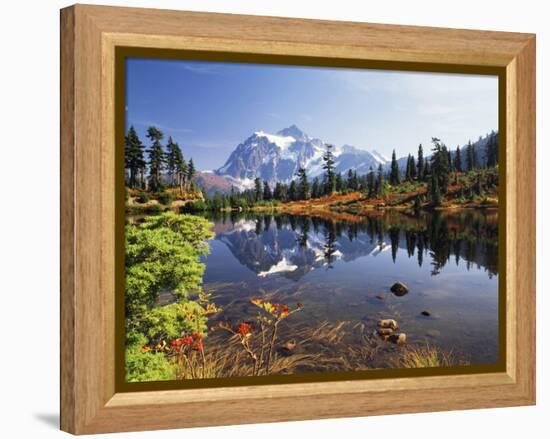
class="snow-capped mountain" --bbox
[215,125,386,189]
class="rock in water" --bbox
[375,294,385,300]
[377,319,399,330]
[390,282,409,296]
[377,327,394,336]
[389,333,407,345]
[421,310,431,317]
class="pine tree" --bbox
[273,182,287,201]
[289,180,298,201]
[376,163,385,197]
[263,181,272,201]
[409,154,416,180]
[165,136,179,187]
[173,143,187,192]
[146,126,165,192]
[124,126,146,188]
[254,177,263,202]
[486,131,499,167]
[454,146,462,172]
[335,172,344,192]
[390,149,401,185]
[311,177,321,198]
[187,158,196,183]
[367,166,375,197]
[466,140,475,171]
[430,137,451,194]
[430,173,442,206]
[322,143,336,195]
[296,167,310,200]
[417,144,425,181]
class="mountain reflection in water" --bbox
[201,209,499,367]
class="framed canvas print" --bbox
[60,4,536,434]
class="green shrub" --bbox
[157,192,174,205]
[125,332,177,382]
[145,203,164,214]
[137,193,150,203]
[182,200,208,212]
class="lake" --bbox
[198,209,499,369]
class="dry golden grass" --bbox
[398,344,466,368]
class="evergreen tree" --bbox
[335,172,344,192]
[390,149,401,185]
[367,166,375,197]
[322,144,336,195]
[486,131,499,167]
[430,173,442,206]
[424,161,430,180]
[254,177,263,202]
[124,126,146,188]
[409,154,416,180]
[263,181,272,201]
[466,140,476,171]
[173,143,187,192]
[273,182,287,201]
[430,137,451,194]
[454,146,462,172]
[376,163,385,197]
[165,136,179,187]
[417,144,425,181]
[311,177,321,198]
[146,126,165,192]
[187,158,196,183]
[296,167,310,200]
[289,180,298,201]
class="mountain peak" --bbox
[276,124,308,140]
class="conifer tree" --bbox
[254,177,263,202]
[165,136,179,187]
[322,144,336,195]
[187,158,196,183]
[296,167,310,200]
[263,181,272,201]
[367,166,375,197]
[454,146,462,172]
[335,172,344,192]
[124,126,146,188]
[146,126,165,192]
[390,149,401,185]
[311,177,321,198]
[289,180,298,201]
[376,163,385,197]
[417,144,425,181]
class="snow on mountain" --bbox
[215,125,387,187]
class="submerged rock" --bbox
[421,310,431,317]
[377,327,394,336]
[390,282,409,296]
[389,333,407,345]
[375,294,385,300]
[377,319,399,330]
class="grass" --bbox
[398,344,466,368]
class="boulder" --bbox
[390,282,409,296]
[377,319,399,330]
[389,333,407,345]
[377,327,394,336]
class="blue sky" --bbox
[126,58,498,171]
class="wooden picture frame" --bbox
[60,4,536,434]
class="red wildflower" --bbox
[171,339,182,350]
[194,340,204,351]
[180,336,193,347]
[236,322,254,335]
[192,332,202,340]
[272,303,279,313]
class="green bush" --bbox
[157,192,173,205]
[182,200,208,212]
[137,193,150,203]
[125,332,177,382]
[145,203,164,214]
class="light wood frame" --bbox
[60,4,536,434]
